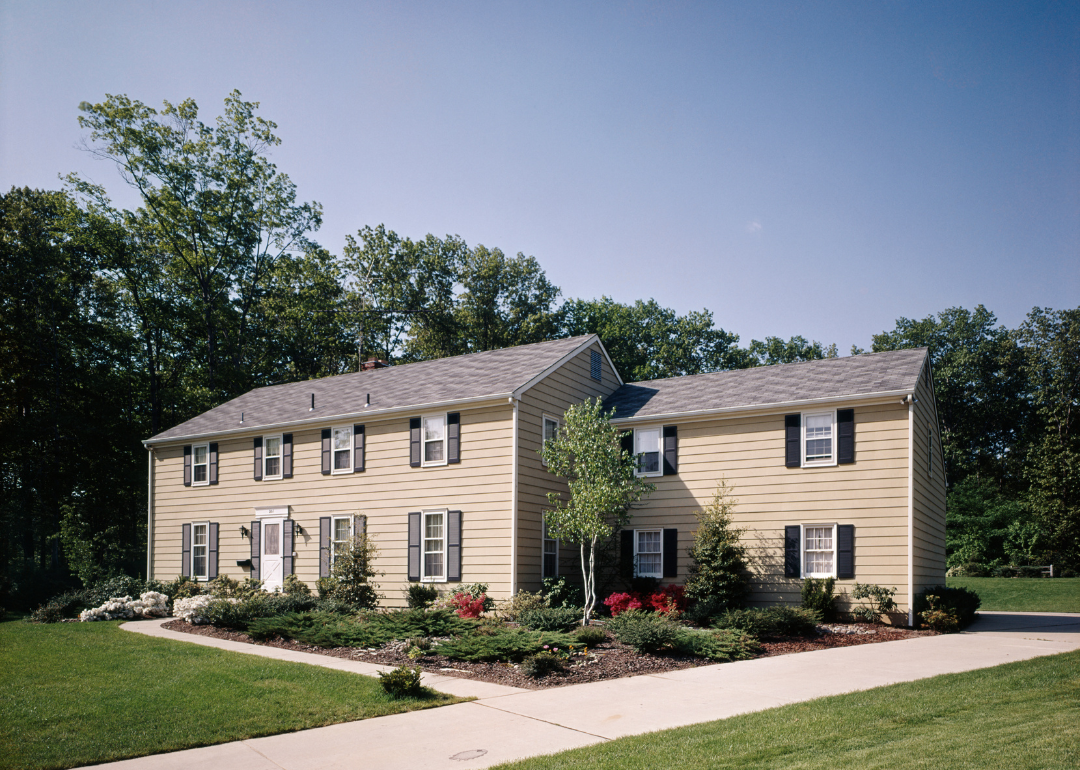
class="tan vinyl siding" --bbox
[151,403,514,605]
[911,367,948,599]
[515,342,621,591]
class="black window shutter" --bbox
[253,437,263,481]
[319,516,331,578]
[409,418,422,467]
[621,430,634,456]
[207,522,219,580]
[181,523,192,577]
[662,528,678,577]
[321,429,331,475]
[837,409,855,464]
[447,413,461,464]
[837,524,855,579]
[208,443,219,485]
[353,425,365,472]
[282,434,293,478]
[621,529,634,578]
[785,415,801,468]
[354,513,367,536]
[447,510,462,581]
[183,446,192,487]
[662,426,678,475]
[784,525,801,577]
[283,520,295,576]
[407,511,422,580]
[250,520,261,580]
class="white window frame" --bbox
[263,434,283,480]
[542,514,558,579]
[421,509,448,582]
[634,427,663,478]
[191,443,210,487]
[541,414,560,468]
[191,521,210,580]
[801,410,837,467]
[330,515,352,567]
[421,413,448,468]
[332,425,353,475]
[801,523,838,579]
[633,528,663,578]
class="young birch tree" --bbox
[540,398,654,624]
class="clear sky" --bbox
[2,1,1076,353]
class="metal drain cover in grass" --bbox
[450,749,488,761]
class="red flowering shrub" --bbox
[450,592,487,618]
[646,585,687,616]
[603,592,643,617]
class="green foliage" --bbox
[683,481,749,614]
[542,576,585,609]
[521,650,565,678]
[204,593,318,630]
[207,575,264,600]
[518,606,582,632]
[315,577,337,598]
[918,596,961,633]
[713,606,821,638]
[675,628,761,661]
[497,589,548,621]
[747,336,835,366]
[801,578,838,621]
[433,629,576,662]
[246,612,383,647]
[850,583,899,624]
[29,591,89,623]
[377,665,424,698]
[369,609,475,639]
[404,583,439,609]
[282,574,311,596]
[575,625,607,646]
[452,582,495,612]
[606,609,684,653]
[914,586,981,628]
[328,531,381,610]
[946,477,1032,567]
[163,576,206,601]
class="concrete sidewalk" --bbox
[100,612,1080,770]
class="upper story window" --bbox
[803,524,836,577]
[423,414,446,466]
[333,426,353,474]
[803,412,835,466]
[192,522,209,580]
[192,444,210,486]
[590,350,602,381]
[634,529,662,577]
[263,435,283,479]
[542,415,560,467]
[634,428,662,477]
[423,509,446,581]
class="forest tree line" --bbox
[1,92,1076,598]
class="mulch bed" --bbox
[161,619,935,690]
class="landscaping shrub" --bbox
[542,576,584,609]
[328,531,381,609]
[368,608,475,639]
[603,591,644,617]
[314,596,357,615]
[497,589,548,621]
[316,577,337,598]
[606,609,683,653]
[449,591,487,618]
[404,583,439,609]
[163,575,205,601]
[1018,565,1045,578]
[79,592,169,621]
[82,576,149,608]
[915,585,981,629]
[575,625,607,646]
[434,628,575,662]
[918,594,961,633]
[946,562,992,578]
[714,606,820,638]
[29,591,89,623]
[437,582,494,613]
[801,577,838,621]
[521,650,564,678]
[247,611,387,647]
[282,574,311,596]
[850,583,899,624]
[173,595,217,624]
[202,592,317,629]
[645,584,687,616]
[675,628,761,661]
[683,481,750,614]
[519,606,581,632]
[378,665,424,697]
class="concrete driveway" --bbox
[95,612,1080,770]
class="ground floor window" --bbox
[192,522,209,580]
[803,524,836,577]
[542,517,558,579]
[423,510,446,581]
[635,529,662,577]
[331,515,352,566]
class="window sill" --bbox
[331,469,353,476]
[191,481,210,487]
[420,462,448,468]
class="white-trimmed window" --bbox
[802,524,836,578]
[634,428,662,477]
[263,434,283,479]
[423,414,447,467]
[422,510,446,581]
[635,529,662,577]
[542,415,560,467]
[192,522,209,580]
[802,412,836,466]
[191,444,210,486]
[331,515,352,566]
[542,515,558,579]
[332,426,353,474]
[927,424,934,479]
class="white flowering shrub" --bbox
[173,594,216,624]
[79,591,170,622]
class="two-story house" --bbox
[143,334,945,624]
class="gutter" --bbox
[146,447,154,581]
[907,395,915,627]
[510,397,520,596]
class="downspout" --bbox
[907,396,915,627]
[510,397,519,596]
[147,447,154,581]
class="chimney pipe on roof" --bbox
[310,393,315,411]
[361,358,390,371]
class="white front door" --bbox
[261,517,284,591]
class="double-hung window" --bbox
[192,444,209,486]
[192,522,209,580]
[263,435,283,479]
[422,510,446,581]
[331,516,352,566]
[542,516,558,579]
[634,428,662,477]
[332,426,352,473]
[542,415,559,467]
[423,415,446,466]
[803,524,836,577]
[635,529,662,577]
[803,412,835,466]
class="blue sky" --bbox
[2,1,1076,353]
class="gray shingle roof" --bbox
[604,348,928,420]
[147,335,598,443]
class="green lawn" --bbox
[0,618,462,770]
[495,650,1080,770]
[947,577,1080,613]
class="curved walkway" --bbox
[98,612,1080,770]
